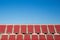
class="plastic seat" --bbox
[39,35,46,40]
[0,25,6,33]
[24,34,30,40]
[17,35,23,40]
[41,25,48,34]
[55,25,60,33]
[6,25,13,33]
[34,25,40,34]
[14,25,20,34]
[32,35,38,40]
[9,35,15,40]
[54,35,60,40]
[28,25,33,34]
[47,35,54,40]
[48,25,55,34]
[1,35,8,40]
[21,25,26,34]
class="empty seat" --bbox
[48,25,55,34]
[21,25,26,34]
[28,25,33,34]
[0,24,60,40]
[41,25,48,34]
[47,35,54,40]
[54,35,60,40]
[39,35,46,40]
[55,25,60,33]
[0,25,6,33]
[6,25,13,33]
[24,34,30,40]
[1,35,8,40]
[9,35,15,40]
[17,35,23,40]
[14,25,20,34]
[34,25,40,34]
[32,35,38,40]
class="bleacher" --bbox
[0,24,60,40]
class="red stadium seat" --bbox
[24,34,30,40]
[14,25,20,34]
[0,25,6,33]
[6,25,13,33]
[0,24,60,40]
[21,25,26,34]
[39,35,46,40]
[47,35,54,40]
[48,25,55,34]
[17,35,23,40]
[28,25,33,34]
[1,35,8,40]
[32,35,38,40]
[41,25,48,34]
[54,35,60,40]
[55,25,60,33]
[34,25,40,34]
[9,35,15,40]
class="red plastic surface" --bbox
[55,25,60,33]
[54,35,60,40]
[28,25,33,34]
[9,35,15,40]
[47,35,54,40]
[24,34,30,40]
[34,25,40,33]
[1,35,8,40]
[39,35,46,40]
[0,25,6,33]
[32,35,38,40]
[17,35,23,40]
[21,25,26,33]
[41,25,48,33]
[14,25,20,33]
[48,25,55,33]
[7,25,13,33]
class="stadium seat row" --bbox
[0,34,60,40]
[0,25,60,34]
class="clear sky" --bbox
[0,0,60,24]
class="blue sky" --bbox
[0,0,60,24]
